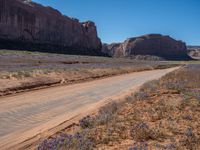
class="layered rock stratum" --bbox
[0,0,102,55]
[102,34,191,60]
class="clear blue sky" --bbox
[33,0,200,45]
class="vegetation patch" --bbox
[38,64,200,150]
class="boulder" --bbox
[102,34,191,60]
[0,0,102,55]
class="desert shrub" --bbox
[129,55,164,61]
[133,80,159,100]
[130,122,152,142]
[129,142,149,150]
[134,80,159,100]
[154,143,176,150]
[96,102,118,125]
[8,71,32,79]
[141,80,159,92]
[38,131,94,150]
[134,91,149,101]
[162,81,186,92]
[161,65,200,91]
[187,89,200,101]
[79,116,96,129]
[178,127,200,150]
[124,95,134,103]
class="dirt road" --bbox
[0,67,179,149]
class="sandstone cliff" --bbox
[102,34,191,60]
[188,46,200,59]
[0,0,102,55]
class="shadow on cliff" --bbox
[0,39,108,57]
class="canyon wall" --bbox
[0,0,102,55]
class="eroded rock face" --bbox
[188,47,200,59]
[0,0,102,55]
[102,34,191,60]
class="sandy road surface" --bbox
[0,67,179,149]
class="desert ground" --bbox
[0,49,179,96]
[0,50,200,150]
[0,67,178,150]
[37,64,200,150]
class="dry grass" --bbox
[0,49,180,96]
[38,64,200,150]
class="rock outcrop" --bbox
[102,34,191,60]
[0,0,102,55]
[187,46,200,59]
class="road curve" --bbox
[0,67,179,149]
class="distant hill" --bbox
[187,46,200,49]
[102,34,191,60]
